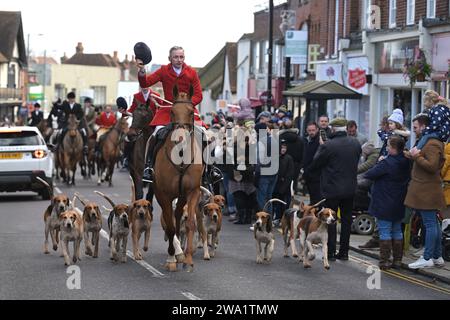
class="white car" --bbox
[0,126,53,199]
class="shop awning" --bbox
[282,80,362,100]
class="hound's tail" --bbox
[263,198,287,213]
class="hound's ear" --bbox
[95,206,101,217]
[173,84,179,100]
[266,215,272,233]
[189,84,194,99]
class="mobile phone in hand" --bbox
[320,129,327,142]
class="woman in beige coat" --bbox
[405,136,446,269]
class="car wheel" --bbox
[443,243,450,262]
[353,214,375,235]
[39,188,52,200]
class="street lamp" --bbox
[267,0,274,110]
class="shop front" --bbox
[369,37,428,148]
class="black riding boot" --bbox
[143,136,157,183]
[81,130,88,155]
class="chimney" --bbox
[113,51,118,61]
[76,42,84,54]
[61,52,68,64]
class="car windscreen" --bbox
[0,131,44,146]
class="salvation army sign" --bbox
[345,56,369,95]
[348,68,367,90]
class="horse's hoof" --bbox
[183,264,194,273]
[175,253,185,263]
[143,246,148,252]
[44,250,49,254]
[53,245,58,251]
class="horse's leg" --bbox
[108,160,114,187]
[174,198,187,254]
[184,188,201,272]
[160,196,179,272]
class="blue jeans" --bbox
[222,172,236,214]
[257,175,278,211]
[377,219,403,241]
[416,133,439,149]
[419,210,442,260]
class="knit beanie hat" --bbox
[388,108,404,125]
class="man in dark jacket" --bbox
[272,141,295,225]
[302,122,322,205]
[47,99,64,129]
[28,103,44,126]
[59,92,88,154]
[309,118,362,261]
[279,120,303,194]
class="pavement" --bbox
[293,194,450,285]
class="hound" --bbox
[129,199,153,260]
[253,198,288,264]
[38,177,70,254]
[74,193,102,258]
[298,208,337,270]
[281,199,326,258]
[198,203,222,259]
[59,210,84,266]
[254,211,275,264]
[95,191,129,263]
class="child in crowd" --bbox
[414,90,450,151]
[364,135,411,270]
[377,109,410,159]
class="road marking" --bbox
[349,255,450,296]
[54,187,62,194]
[97,229,165,279]
[181,292,202,300]
[112,193,120,198]
[74,208,165,278]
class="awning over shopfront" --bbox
[282,80,362,100]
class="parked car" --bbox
[0,126,53,199]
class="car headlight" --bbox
[33,149,48,159]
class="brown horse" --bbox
[59,114,83,185]
[128,103,154,200]
[37,119,53,143]
[96,116,128,187]
[153,85,203,272]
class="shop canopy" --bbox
[282,80,362,100]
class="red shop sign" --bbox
[348,68,367,90]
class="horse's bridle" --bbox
[171,100,195,133]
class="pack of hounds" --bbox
[39,177,337,270]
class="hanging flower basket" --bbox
[416,73,426,82]
[403,48,432,87]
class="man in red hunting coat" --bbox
[95,105,117,142]
[136,46,205,182]
[136,46,203,128]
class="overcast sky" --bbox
[2,0,284,68]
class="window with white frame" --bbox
[407,0,415,25]
[389,0,397,27]
[427,0,436,18]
